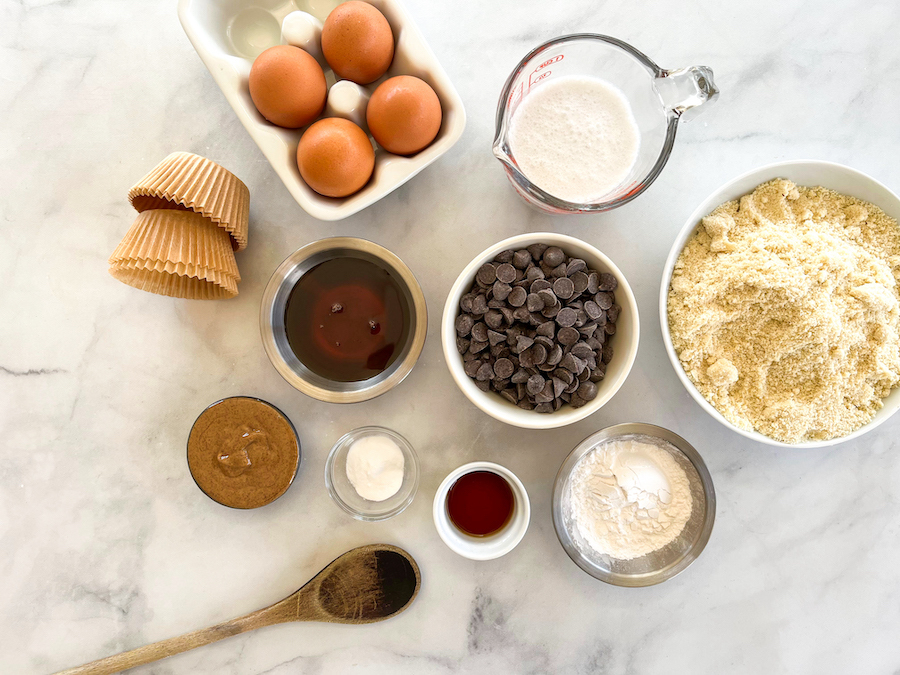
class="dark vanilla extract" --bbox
[447,470,515,537]
[284,257,407,382]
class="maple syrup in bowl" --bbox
[261,238,427,403]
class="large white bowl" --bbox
[178,0,466,221]
[442,233,640,430]
[659,160,900,448]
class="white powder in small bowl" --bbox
[566,437,693,561]
[345,434,405,502]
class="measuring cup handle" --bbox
[655,65,719,121]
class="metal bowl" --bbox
[552,422,715,586]
[260,238,427,403]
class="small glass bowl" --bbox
[325,426,419,521]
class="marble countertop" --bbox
[3,0,900,673]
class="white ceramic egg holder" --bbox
[178,0,466,221]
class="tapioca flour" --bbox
[508,75,640,203]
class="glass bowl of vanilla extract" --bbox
[260,238,428,403]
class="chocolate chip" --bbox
[512,306,531,322]
[607,304,621,323]
[526,265,545,282]
[571,271,589,294]
[530,279,552,294]
[541,304,560,319]
[500,307,514,325]
[527,374,545,396]
[456,314,474,336]
[571,342,593,360]
[534,402,553,413]
[579,323,597,338]
[557,326,580,345]
[518,399,534,410]
[560,352,585,374]
[556,307,577,327]
[485,310,504,330]
[469,340,489,354]
[553,277,575,300]
[605,322,616,336]
[494,249,515,264]
[547,343,563,365]
[590,367,606,382]
[472,294,488,315]
[531,343,547,365]
[488,329,506,346]
[537,289,557,308]
[460,293,475,313]
[464,360,481,378]
[508,286,527,307]
[527,243,549,260]
[552,377,567,398]
[553,368,573,384]
[471,322,488,342]
[601,344,614,363]
[488,297,506,309]
[543,246,565,267]
[577,381,598,401]
[598,273,618,291]
[584,300,603,320]
[515,335,534,353]
[535,381,555,404]
[493,281,512,301]
[537,321,555,338]
[476,362,494,381]
[569,393,586,408]
[512,250,532,269]
[526,293,544,312]
[594,292,613,310]
[551,263,567,278]
[534,335,553,349]
[477,263,497,285]
[511,368,529,384]
[500,389,518,404]
[586,272,600,294]
[457,337,470,354]
[494,357,514,379]
[496,263,517,283]
[566,258,587,275]
[475,379,491,392]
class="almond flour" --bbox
[668,179,900,443]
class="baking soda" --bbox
[509,75,640,203]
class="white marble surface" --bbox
[3,1,900,673]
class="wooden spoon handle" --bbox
[53,599,294,675]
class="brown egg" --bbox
[297,118,375,198]
[249,45,326,128]
[321,1,394,85]
[366,76,442,155]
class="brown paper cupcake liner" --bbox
[109,264,238,300]
[109,209,240,282]
[128,152,249,251]
[112,256,239,288]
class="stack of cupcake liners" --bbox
[109,152,249,299]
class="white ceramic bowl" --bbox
[432,462,530,561]
[441,233,640,429]
[178,0,466,221]
[660,160,900,448]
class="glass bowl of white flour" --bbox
[552,423,715,586]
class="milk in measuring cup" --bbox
[508,76,640,204]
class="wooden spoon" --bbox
[55,544,420,675]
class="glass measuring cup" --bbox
[493,34,719,214]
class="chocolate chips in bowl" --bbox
[442,234,639,429]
